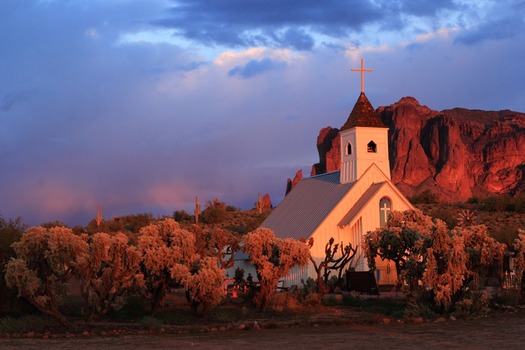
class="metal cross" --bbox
[351,58,373,93]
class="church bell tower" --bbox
[339,59,391,184]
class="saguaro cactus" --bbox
[255,193,265,214]
[194,196,201,224]
[96,204,103,229]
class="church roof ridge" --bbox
[340,92,387,131]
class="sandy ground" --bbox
[2,311,525,350]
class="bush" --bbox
[173,210,191,222]
[403,301,438,319]
[410,190,438,204]
[139,316,164,329]
[0,315,52,333]
[0,215,32,316]
[202,199,228,224]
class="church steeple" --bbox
[339,59,391,184]
[341,92,387,131]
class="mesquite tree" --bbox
[309,237,357,295]
[244,228,310,309]
[4,226,88,326]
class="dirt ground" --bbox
[2,311,525,350]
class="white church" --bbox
[259,59,414,287]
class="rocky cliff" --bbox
[311,97,525,201]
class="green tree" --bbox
[363,209,433,289]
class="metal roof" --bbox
[338,182,384,228]
[260,171,354,240]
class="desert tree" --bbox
[192,225,240,270]
[420,220,468,310]
[137,218,196,313]
[0,215,29,315]
[4,226,87,325]
[175,257,225,314]
[459,225,506,288]
[77,232,144,322]
[513,229,525,298]
[243,228,310,309]
[201,198,228,224]
[308,237,357,295]
[363,209,433,289]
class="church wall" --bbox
[354,127,390,180]
[340,130,357,183]
[358,185,413,285]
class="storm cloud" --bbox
[1,0,524,226]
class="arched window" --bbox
[367,141,377,153]
[379,197,391,227]
[346,142,352,155]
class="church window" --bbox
[346,142,352,155]
[367,141,377,153]
[379,197,391,228]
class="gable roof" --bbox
[260,171,354,240]
[338,182,384,228]
[340,92,387,131]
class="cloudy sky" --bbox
[1,0,524,226]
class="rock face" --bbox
[311,97,525,201]
[285,169,303,195]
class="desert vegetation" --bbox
[1,196,524,336]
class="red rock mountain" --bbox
[311,96,525,201]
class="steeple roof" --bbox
[340,92,387,131]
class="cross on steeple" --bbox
[351,58,373,93]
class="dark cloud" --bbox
[156,0,387,49]
[455,14,525,45]
[228,58,286,78]
[154,0,468,50]
[398,0,458,16]
[277,28,315,51]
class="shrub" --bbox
[403,301,438,319]
[410,190,438,204]
[0,315,51,333]
[202,199,228,224]
[173,210,191,222]
[243,228,310,309]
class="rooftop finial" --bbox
[351,58,373,93]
